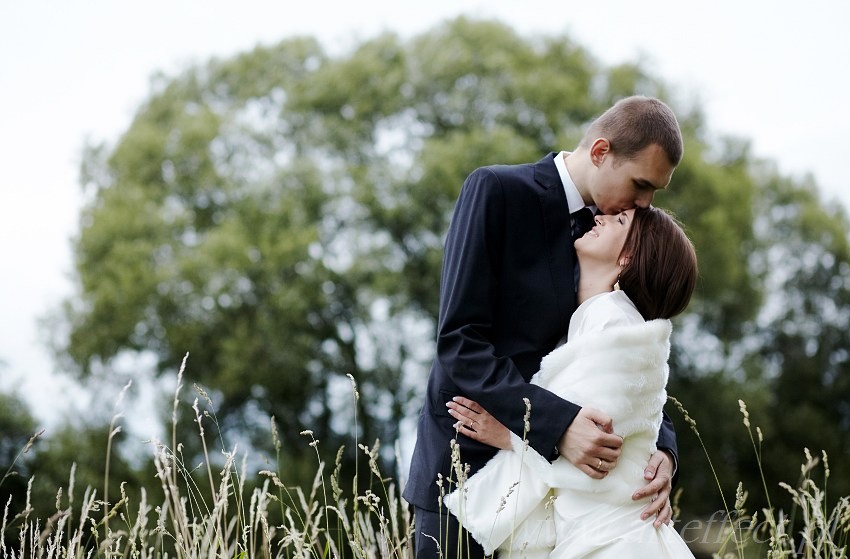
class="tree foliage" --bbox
[55,17,850,516]
[0,387,39,519]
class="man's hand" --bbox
[632,450,675,527]
[557,407,623,479]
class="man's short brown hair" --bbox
[580,96,683,167]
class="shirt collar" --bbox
[554,151,597,215]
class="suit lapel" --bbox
[534,153,577,325]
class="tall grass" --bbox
[0,354,414,559]
[669,397,850,558]
[1,356,847,558]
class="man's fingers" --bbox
[578,464,607,479]
[640,495,664,520]
[581,408,618,435]
[643,450,664,479]
[581,410,623,450]
[654,502,673,527]
[644,465,657,480]
[633,450,674,524]
[595,458,618,472]
[582,407,612,425]
[636,481,672,521]
[597,432,624,451]
[558,407,624,478]
[633,477,666,501]
[586,430,623,461]
[591,447,620,465]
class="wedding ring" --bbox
[596,459,603,470]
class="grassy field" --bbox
[2,360,847,558]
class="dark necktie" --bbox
[571,207,595,241]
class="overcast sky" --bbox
[2,0,849,431]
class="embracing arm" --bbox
[449,395,623,480]
[435,167,579,459]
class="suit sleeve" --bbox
[435,167,578,459]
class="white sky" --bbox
[2,0,849,431]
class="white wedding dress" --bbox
[444,291,695,558]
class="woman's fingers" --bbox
[447,405,475,427]
[450,395,483,413]
[454,420,476,433]
[446,397,484,426]
[446,396,513,450]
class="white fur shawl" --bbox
[444,315,672,555]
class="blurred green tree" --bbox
[0,387,39,523]
[666,157,850,515]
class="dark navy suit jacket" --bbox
[403,153,678,511]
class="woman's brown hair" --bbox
[618,206,698,320]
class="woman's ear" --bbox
[618,255,631,268]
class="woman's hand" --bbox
[446,396,512,450]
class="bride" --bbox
[443,206,698,558]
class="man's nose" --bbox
[635,192,654,208]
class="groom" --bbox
[403,96,685,559]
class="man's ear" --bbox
[589,138,611,167]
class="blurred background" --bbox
[2,1,849,555]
